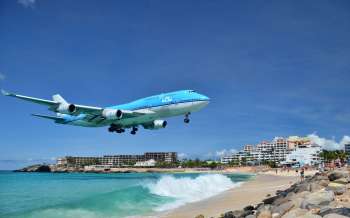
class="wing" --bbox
[2,90,154,120]
[2,89,58,107]
[31,114,66,123]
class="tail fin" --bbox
[52,94,67,104]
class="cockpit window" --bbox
[188,90,195,93]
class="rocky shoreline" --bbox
[195,168,350,218]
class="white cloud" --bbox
[0,73,5,81]
[215,148,237,158]
[18,0,36,8]
[177,153,188,160]
[307,133,350,150]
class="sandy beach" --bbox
[159,174,299,218]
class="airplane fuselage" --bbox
[59,90,209,128]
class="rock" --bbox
[301,190,334,209]
[272,196,289,206]
[290,197,304,208]
[271,201,294,217]
[318,179,330,187]
[244,205,255,211]
[281,208,308,218]
[328,171,349,181]
[326,182,346,195]
[310,183,323,192]
[333,178,349,185]
[323,214,348,218]
[295,191,311,199]
[231,209,253,218]
[195,215,204,218]
[297,211,322,218]
[257,210,272,218]
[263,196,280,205]
[294,183,311,193]
[319,207,350,217]
[246,215,256,218]
[221,211,234,218]
[14,164,51,172]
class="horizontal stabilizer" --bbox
[31,114,65,122]
[1,89,12,96]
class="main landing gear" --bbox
[184,113,190,123]
[131,127,138,135]
[108,124,138,135]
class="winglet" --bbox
[1,89,11,96]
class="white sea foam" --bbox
[146,174,242,211]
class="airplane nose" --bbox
[200,94,210,101]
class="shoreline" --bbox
[157,174,299,218]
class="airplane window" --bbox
[189,90,195,93]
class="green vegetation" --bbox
[320,150,348,163]
[179,159,221,169]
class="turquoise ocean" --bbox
[0,171,252,218]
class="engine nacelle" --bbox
[56,103,76,114]
[145,120,167,130]
[102,109,123,120]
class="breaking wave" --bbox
[146,174,242,211]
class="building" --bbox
[282,144,321,166]
[134,159,156,167]
[345,144,350,156]
[57,152,177,167]
[144,152,177,163]
[220,136,321,165]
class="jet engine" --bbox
[56,103,76,114]
[102,109,123,120]
[144,120,167,130]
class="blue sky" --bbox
[1,0,350,169]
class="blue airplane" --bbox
[1,89,209,135]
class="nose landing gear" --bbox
[184,113,190,123]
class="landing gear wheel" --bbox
[116,129,122,133]
[184,113,190,124]
[108,127,114,132]
[131,130,136,135]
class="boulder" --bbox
[319,207,350,217]
[295,191,311,199]
[323,214,349,218]
[221,211,234,218]
[297,211,322,218]
[244,205,255,211]
[290,197,304,208]
[318,179,330,187]
[257,210,272,218]
[333,178,349,185]
[300,190,334,209]
[230,209,254,218]
[326,182,346,195]
[271,201,294,217]
[263,196,280,205]
[310,183,323,192]
[281,208,308,218]
[195,215,204,218]
[328,171,349,181]
[272,196,289,206]
[294,183,311,193]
